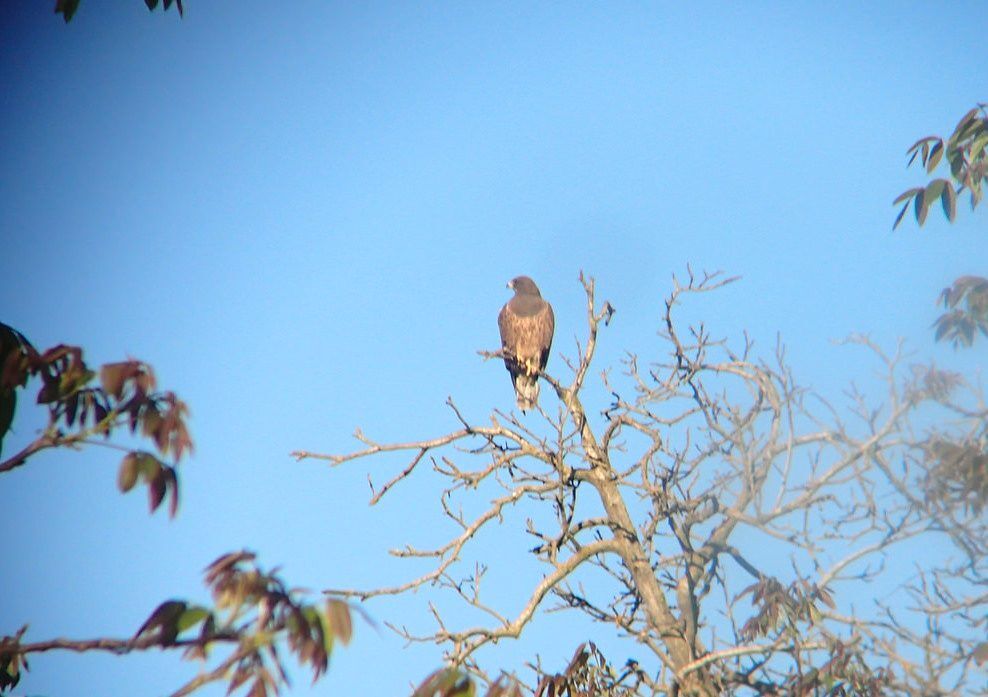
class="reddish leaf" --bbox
[65,393,79,427]
[246,679,267,697]
[204,550,256,586]
[973,642,988,666]
[0,389,15,454]
[148,470,167,513]
[93,401,110,436]
[118,453,139,492]
[99,363,129,399]
[141,403,161,439]
[135,600,187,643]
[165,466,180,518]
[226,666,253,695]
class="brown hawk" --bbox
[498,276,554,411]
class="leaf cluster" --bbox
[0,322,192,516]
[784,640,894,697]
[412,668,525,697]
[932,275,988,348]
[922,437,988,516]
[0,551,353,696]
[736,580,894,696]
[54,0,183,23]
[737,578,835,643]
[893,104,987,229]
[133,551,352,697]
[0,629,27,693]
[533,642,642,697]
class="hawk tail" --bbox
[514,375,540,412]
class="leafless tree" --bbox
[294,271,987,696]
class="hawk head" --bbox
[508,276,541,296]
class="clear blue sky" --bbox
[1,2,985,695]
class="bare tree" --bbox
[295,271,987,696]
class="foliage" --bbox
[297,272,987,696]
[0,324,352,696]
[532,642,645,697]
[933,276,988,349]
[410,642,642,697]
[892,104,987,349]
[54,0,183,23]
[893,104,987,230]
[1,550,352,697]
[0,322,191,514]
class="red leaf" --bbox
[148,470,167,513]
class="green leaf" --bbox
[906,135,936,154]
[951,107,979,140]
[949,151,966,179]
[941,182,957,221]
[892,202,909,230]
[970,132,988,160]
[145,0,160,9]
[915,186,930,226]
[176,606,210,633]
[892,187,923,206]
[326,600,352,646]
[135,451,162,481]
[926,140,944,173]
[955,113,984,144]
[925,179,946,203]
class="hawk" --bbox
[498,276,555,411]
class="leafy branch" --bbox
[54,0,184,23]
[1,551,354,697]
[893,103,987,229]
[0,322,192,516]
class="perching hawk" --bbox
[498,276,554,411]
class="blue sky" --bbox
[1,2,985,695]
